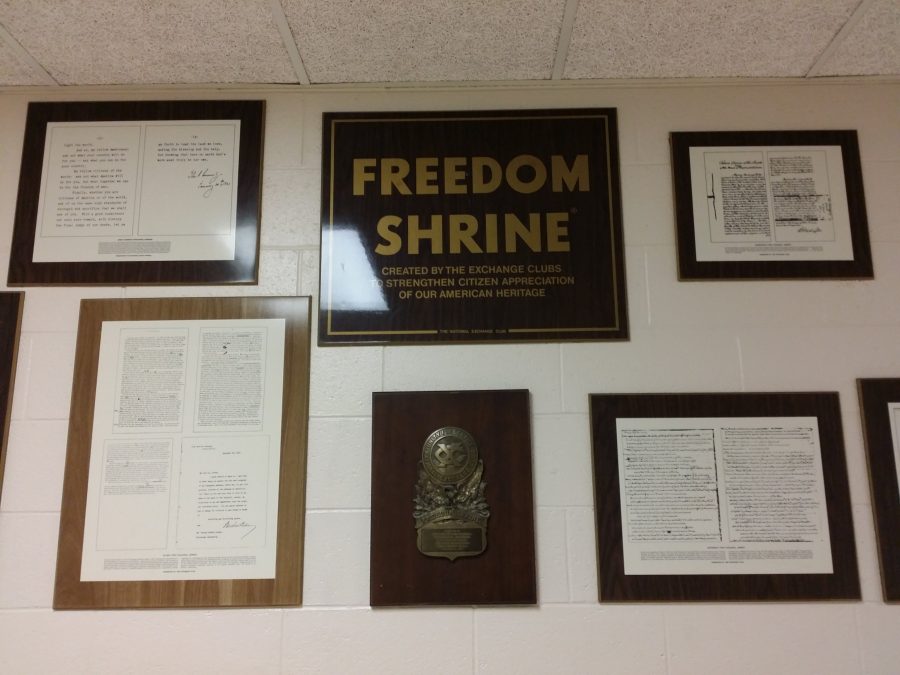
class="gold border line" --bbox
[508,327,616,333]
[329,329,439,335]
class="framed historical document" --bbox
[9,100,264,286]
[370,389,536,605]
[858,378,900,601]
[671,130,872,280]
[0,292,24,498]
[590,392,859,602]
[319,109,627,344]
[53,296,310,609]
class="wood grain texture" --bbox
[53,296,310,609]
[0,292,24,499]
[370,389,536,606]
[857,379,900,602]
[671,130,872,280]
[8,100,264,286]
[590,392,860,602]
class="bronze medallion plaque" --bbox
[371,390,536,606]
[320,109,627,344]
[415,426,489,560]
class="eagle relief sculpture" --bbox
[414,427,489,560]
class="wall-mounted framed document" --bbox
[590,392,859,602]
[858,378,900,602]
[370,389,536,606]
[53,296,310,609]
[671,130,872,280]
[319,108,628,345]
[0,292,24,498]
[9,100,264,286]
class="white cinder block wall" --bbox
[0,80,898,674]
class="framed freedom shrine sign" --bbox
[319,109,627,344]
[9,100,264,286]
[671,130,872,280]
[590,392,860,602]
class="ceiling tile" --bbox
[0,38,50,85]
[564,0,858,79]
[815,0,900,76]
[282,0,566,83]
[0,0,298,85]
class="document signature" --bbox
[222,520,257,540]
[187,167,232,197]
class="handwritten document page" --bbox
[616,417,833,575]
[889,403,900,501]
[80,318,284,581]
[688,145,853,262]
[32,120,239,263]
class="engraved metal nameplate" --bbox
[414,426,489,560]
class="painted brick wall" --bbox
[0,80,898,674]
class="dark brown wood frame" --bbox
[9,100,264,286]
[857,378,900,601]
[319,108,628,345]
[590,392,860,602]
[370,389,537,606]
[0,292,24,499]
[54,296,310,609]
[671,130,872,280]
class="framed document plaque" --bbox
[671,130,872,280]
[370,389,536,606]
[9,100,264,286]
[53,296,310,609]
[320,109,627,344]
[858,378,900,601]
[0,292,24,498]
[590,392,859,602]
